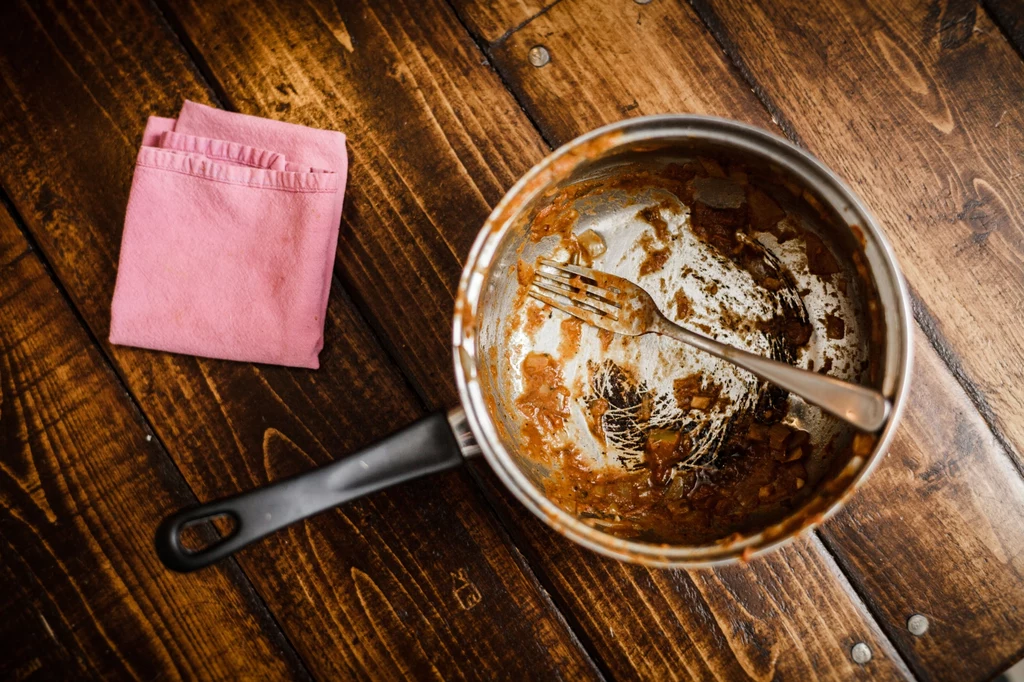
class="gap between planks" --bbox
[489,0,569,52]
[809,531,918,681]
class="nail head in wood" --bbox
[851,642,872,664]
[528,45,550,68]
[907,614,929,636]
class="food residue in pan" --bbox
[514,351,573,459]
[558,318,583,359]
[503,153,879,545]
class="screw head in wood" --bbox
[907,614,929,636]
[528,45,550,68]
[851,642,872,664]
[634,0,654,4]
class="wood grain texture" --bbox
[694,0,1024,471]
[157,0,917,678]
[469,463,912,680]
[0,209,308,681]
[0,218,26,266]
[487,0,1024,677]
[449,0,560,43]
[159,0,552,411]
[490,0,778,140]
[0,1,598,679]
[824,332,1024,681]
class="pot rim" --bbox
[452,114,913,567]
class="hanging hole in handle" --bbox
[179,513,238,554]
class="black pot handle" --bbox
[155,411,465,572]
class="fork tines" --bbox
[528,259,621,322]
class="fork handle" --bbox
[651,316,890,431]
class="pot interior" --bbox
[468,126,894,553]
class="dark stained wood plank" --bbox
[0,1,599,679]
[159,0,552,409]
[825,332,1024,681]
[486,0,1024,678]
[449,0,559,43]
[692,0,1024,470]
[0,218,25,266]
[158,0,914,678]
[0,208,308,681]
[983,0,1024,57]
[489,0,776,141]
[478,487,912,680]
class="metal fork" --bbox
[529,259,890,431]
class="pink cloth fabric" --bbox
[109,101,347,368]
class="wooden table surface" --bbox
[2,0,1024,679]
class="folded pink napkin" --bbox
[109,101,347,368]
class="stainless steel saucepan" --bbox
[156,116,911,571]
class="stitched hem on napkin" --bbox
[136,135,339,193]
